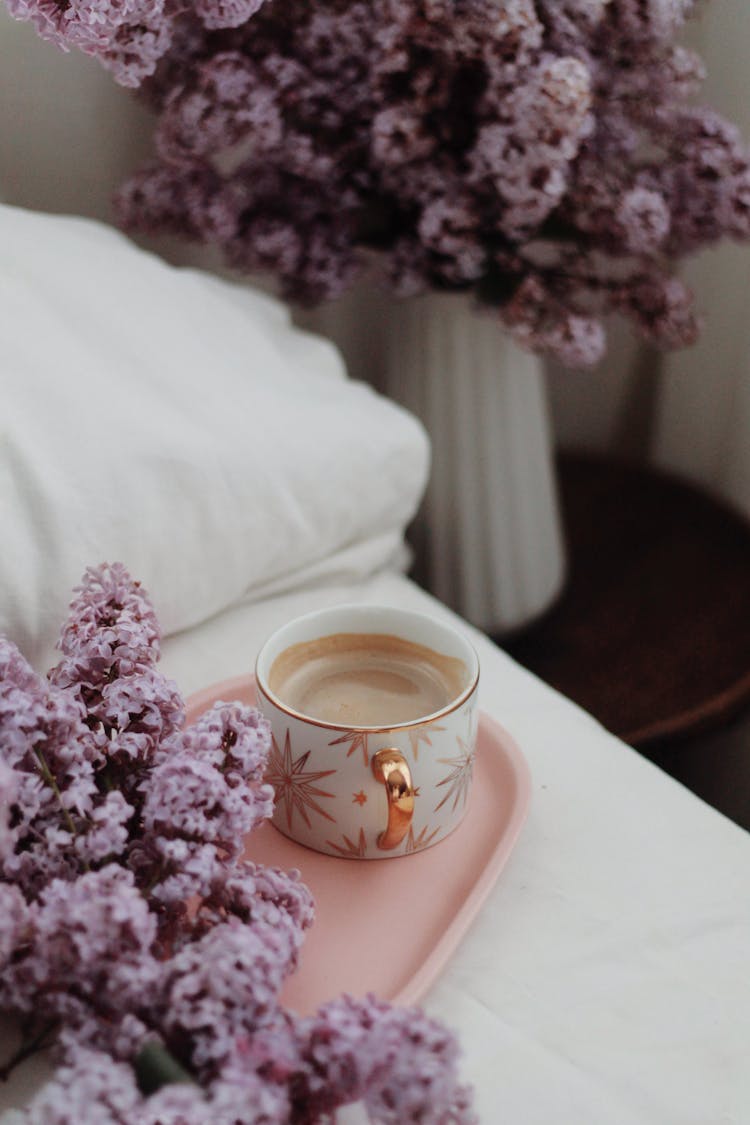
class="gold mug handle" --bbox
[371,748,415,851]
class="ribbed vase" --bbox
[302,289,566,633]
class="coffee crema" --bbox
[268,632,469,726]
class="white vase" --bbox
[301,289,566,634]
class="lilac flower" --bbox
[136,719,273,905]
[153,52,283,166]
[74,790,133,865]
[6,3,749,359]
[193,861,314,981]
[102,0,750,362]
[50,565,183,775]
[4,0,171,87]
[86,668,185,768]
[0,636,40,692]
[0,640,102,892]
[53,562,160,674]
[138,1082,217,1125]
[158,918,297,1072]
[177,700,272,779]
[0,565,474,1122]
[22,1043,290,1124]
[195,0,269,31]
[2,866,159,1026]
[296,994,477,1123]
[1,639,90,772]
[214,861,315,936]
[187,1067,290,1124]
[143,750,268,856]
[21,1045,145,1124]
[617,274,701,348]
[2,822,80,897]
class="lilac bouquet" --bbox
[0,563,475,1123]
[6,0,750,365]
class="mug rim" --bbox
[254,604,480,732]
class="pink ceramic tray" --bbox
[186,676,531,1015]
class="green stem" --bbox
[33,748,77,837]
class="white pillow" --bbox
[0,204,430,669]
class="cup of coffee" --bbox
[255,605,479,858]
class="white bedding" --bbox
[158,571,749,1124]
[0,204,429,671]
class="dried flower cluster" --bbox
[0,563,474,1123]
[8,1,749,364]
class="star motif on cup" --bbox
[405,823,441,854]
[407,721,446,761]
[326,828,367,858]
[328,730,369,766]
[434,735,475,813]
[352,790,367,806]
[266,729,336,832]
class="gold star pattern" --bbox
[405,823,441,854]
[326,828,367,858]
[434,735,475,813]
[352,790,367,806]
[265,730,336,832]
[328,730,370,766]
[407,721,446,761]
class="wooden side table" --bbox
[503,454,750,829]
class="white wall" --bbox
[0,10,153,219]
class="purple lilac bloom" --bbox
[134,703,273,903]
[3,0,270,87]
[296,994,477,1124]
[157,917,298,1073]
[177,700,272,781]
[138,750,273,903]
[53,562,161,676]
[0,565,474,1122]
[22,1042,291,1124]
[50,564,184,778]
[85,668,185,769]
[106,0,750,365]
[1,866,159,1028]
[213,861,315,935]
[0,638,90,773]
[0,639,101,893]
[6,2,750,362]
[21,1045,145,1124]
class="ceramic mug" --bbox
[255,605,480,859]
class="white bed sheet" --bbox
[156,571,750,1125]
[2,571,748,1122]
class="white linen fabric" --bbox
[2,571,747,1122]
[160,576,750,1124]
[0,204,429,669]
